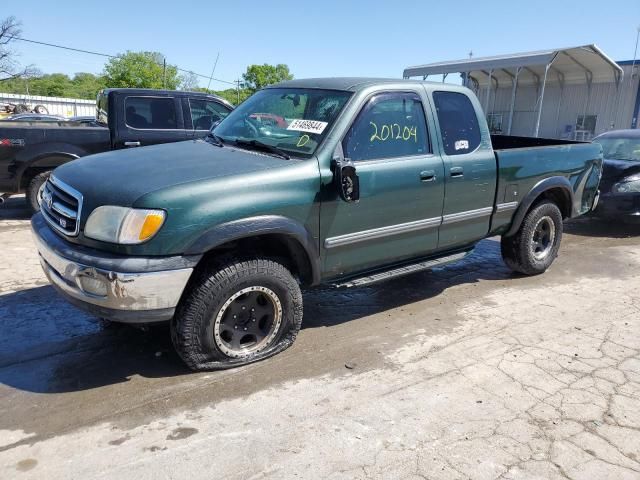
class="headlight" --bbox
[84,206,166,244]
[613,175,640,194]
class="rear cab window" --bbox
[343,92,430,161]
[125,97,178,130]
[432,91,481,155]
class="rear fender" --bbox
[505,177,574,237]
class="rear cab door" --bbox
[425,86,497,250]
[182,96,233,139]
[112,93,187,149]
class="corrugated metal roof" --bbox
[404,45,623,87]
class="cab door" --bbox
[429,90,497,249]
[321,90,445,279]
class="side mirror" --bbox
[332,145,360,203]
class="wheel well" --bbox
[20,155,76,190]
[533,187,572,219]
[20,167,51,190]
[197,234,314,286]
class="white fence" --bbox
[0,92,96,118]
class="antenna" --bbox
[632,26,640,78]
[206,52,221,91]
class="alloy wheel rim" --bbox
[531,216,556,261]
[213,286,282,358]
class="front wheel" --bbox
[501,201,563,275]
[171,257,303,371]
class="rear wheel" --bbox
[25,171,51,213]
[501,201,563,275]
[171,257,303,371]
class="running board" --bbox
[331,250,472,288]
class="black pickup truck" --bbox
[0,88,233,211]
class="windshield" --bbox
[593,137,640,162]
[213,88,352,158]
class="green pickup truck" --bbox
[31,78,603,370]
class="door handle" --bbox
[450,167,464,178]
[124,141,141,147]
[420,170,436,182]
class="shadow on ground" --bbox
[0,195,31,221]
[565,216,640,238]
[0,239,513,394]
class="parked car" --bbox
[591,129,640,223]
[69,115,99,126]
[31,78,602,370]
[1,113,67,122]
[0,88,233,211]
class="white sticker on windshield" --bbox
[455,140,469,151]
[286,119,328,134]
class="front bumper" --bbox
[31,213,200,323]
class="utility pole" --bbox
[163,58,167,88]
[235,78,242,104]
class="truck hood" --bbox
[53,139,291,207]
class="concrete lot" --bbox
[0,195,639,480]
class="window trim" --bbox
[341,90,432,163]
[431,90,483,157]
[187,98,232,132]
[123,95,182,131]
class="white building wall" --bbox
[471,64,640,139]
[0,92,96,117]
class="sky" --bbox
[6,0,640,90]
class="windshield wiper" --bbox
[233,139,290,160]
[205,131,224,147]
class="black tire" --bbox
[501,201,563,275]
[33,104,48,114]
[171,257,303,371]
[15,103,29,113]
[25,171,51,213]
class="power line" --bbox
[9,35,236,86]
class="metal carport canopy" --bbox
[403,44,623,86]
[403,44,623,137]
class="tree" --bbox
[103,51,179,89]
[70,72,107,99]
[0,16,35,82]
[180,71,200,91]
[242,64,293,92]
[1,72,107,100]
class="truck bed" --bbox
[489,135,602,236]
[0,122,110,192]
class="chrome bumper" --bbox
[32,223,193,322]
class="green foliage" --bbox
[103,51,179,89]
[1,72,107,100]
[242,64,293,92]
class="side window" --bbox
[189,99,232,130]
[343,92,429,161]
[125,97,177,129]
[432,91,481,155]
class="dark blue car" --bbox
[592,129,640,224]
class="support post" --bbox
[507,67,520,135]
[534,64,550,137]
[484,69,493,114]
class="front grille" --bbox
[40,176,83,237]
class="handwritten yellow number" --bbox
[369,122,381,142]
[297,134,310,148]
